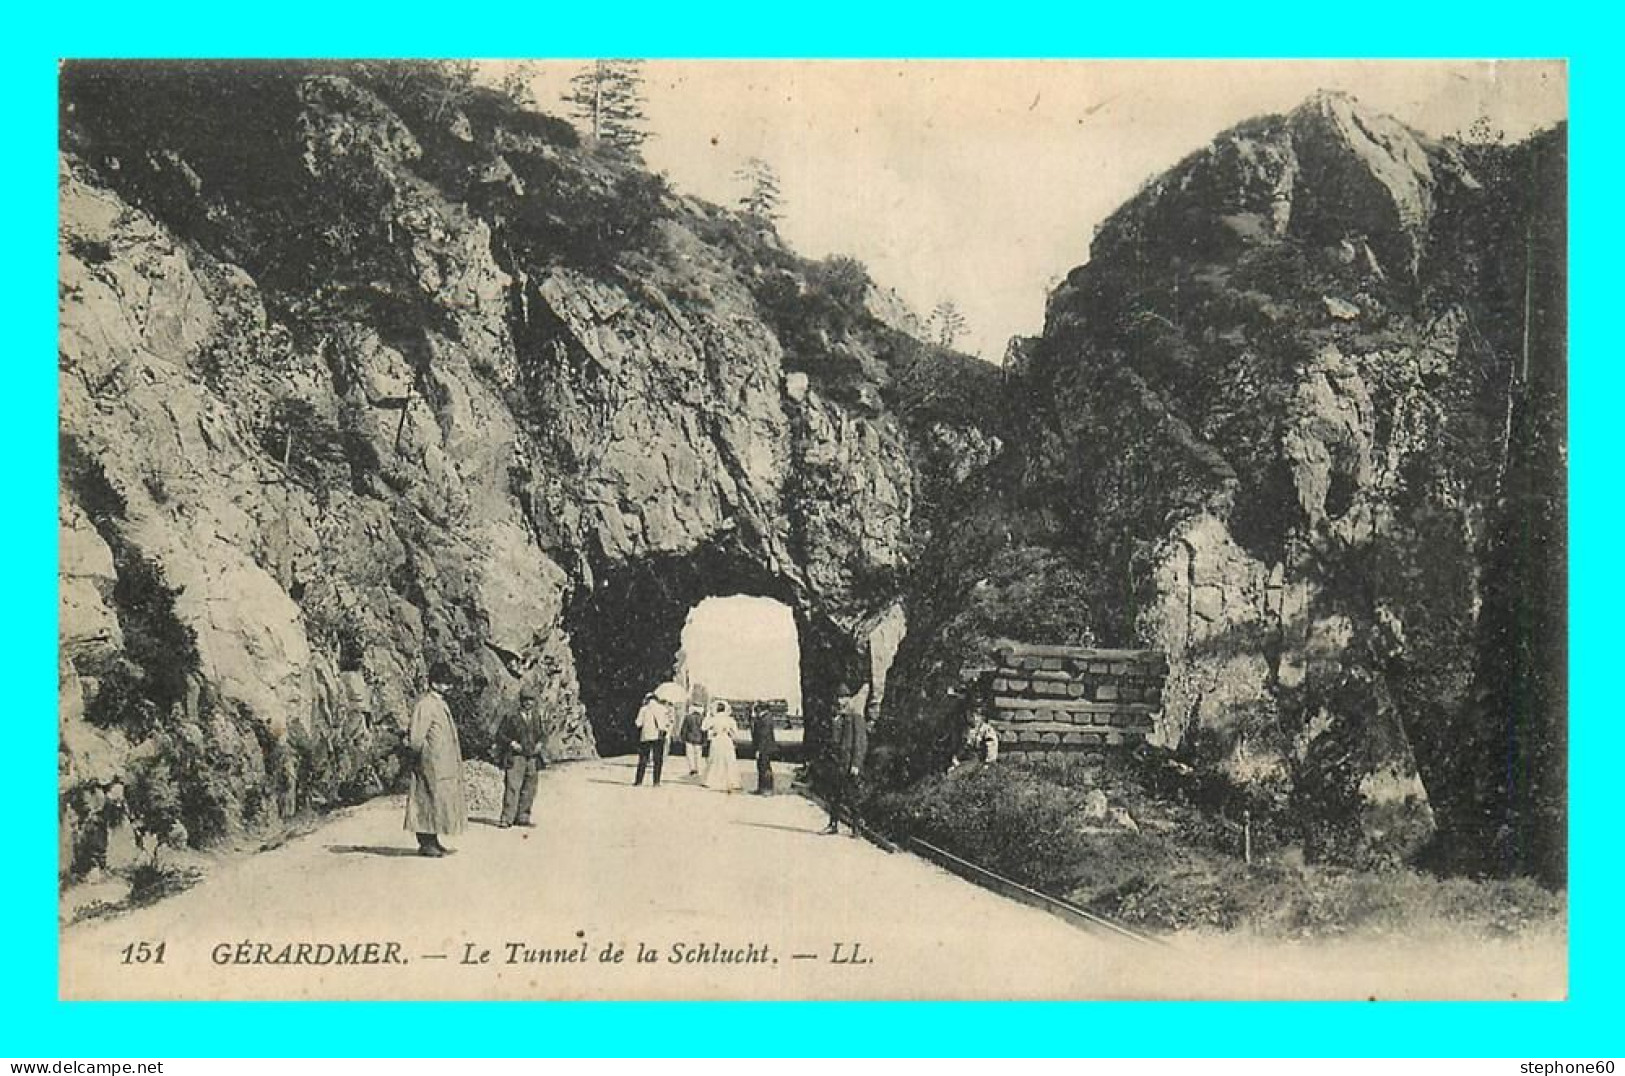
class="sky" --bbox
[488,60,1565,361]
[679,595,801,713]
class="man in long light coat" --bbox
[404,662,467,856]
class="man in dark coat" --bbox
[497,694,547,828]
[750,704,780,795]
[821,681,869,836]
[678,704,706,777]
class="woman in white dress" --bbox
[702,699,742,793]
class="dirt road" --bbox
[59,758,1564,1000]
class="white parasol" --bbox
[652,681,687,706]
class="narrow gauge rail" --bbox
[907,836,1169,949]
[803,781,1168,948]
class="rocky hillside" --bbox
[57,61,998,871]
[882,93,1565,882]
[58,65,1563,890]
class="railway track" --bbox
[798,779,1167,949]
[906,836,1170,949]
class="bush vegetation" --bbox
[865,752,1563,937]
[257,397,357,498]
[61,434,320,859]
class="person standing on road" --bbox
[633,692,673,787]
[497,694,547,828]
[404,661,467,857]
[821,680,869,836]
[679,704,706,778]
[750,703,780,795]
[702,699,742,793]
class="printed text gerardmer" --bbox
[207,940,778,965]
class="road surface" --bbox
[59,758,1564,1000]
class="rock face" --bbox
[885,95,1565,878]
[57,62,999,868]
[57,66,1562,887]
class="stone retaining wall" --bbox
[988,641,1168,758]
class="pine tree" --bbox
[928,299,969,348]
[565,60,650,152]
[735,157,782,224]
[356,60,475,124]
[417,60,477,123]
[496,60,540,110]
[1464,113,1508,146]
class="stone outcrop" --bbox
[885,96,1565,878]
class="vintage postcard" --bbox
[57,59,1567,1000]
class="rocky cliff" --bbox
[57,61,998,869]
[882,93,1565,880]
[58,66,1563,887]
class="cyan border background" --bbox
[8,0,1614,1056]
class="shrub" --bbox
[109,550,199,719]
[750,255,887,409]
[81,658,161,740]
[127,860,202,908]
[122,696,251,850]
[64,783,112,876]
[124,755,186,845]
[867,754,1565,937]
[500,154,674,270]
[258,397,352,491]
[76,536,200,742]
[169,738,236,848]
[868,764,1097,892]
[59,433,127,526]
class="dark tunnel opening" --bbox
[565,542,864,759]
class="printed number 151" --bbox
[120,941,165,964]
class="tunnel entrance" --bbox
[679,595,804,760]
[565,545,862,758]
[680,596,802,714]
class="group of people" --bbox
[398,662,553,857]
[398,663,1001,858]
[633,677,875,840]
[397,662,888,856]
[632,691,781,795]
